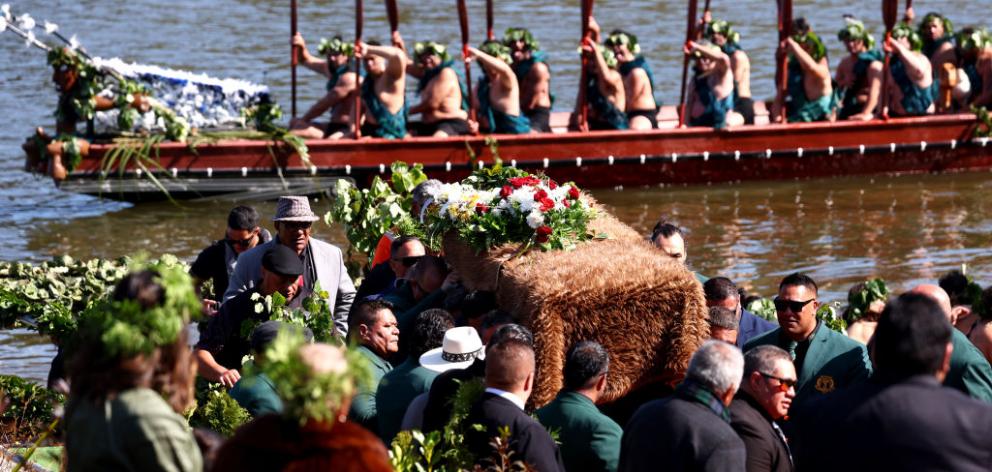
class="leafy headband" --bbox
[414,41,451,62]
[318,37,354,57]
[919,12,954,38]
[503,27,539,51]
[957,28,991,52]
[706,20,741,46]
[604,30,641,55]
[838,19,876,49]
[793,30,827,61]
[480,40,513,64]
[891,23,923,51]
[846,278,889,322]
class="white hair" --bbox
[687,340,744,394]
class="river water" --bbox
[1,0,990,382]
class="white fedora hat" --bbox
[420,326,485,373]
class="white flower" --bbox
[68,34,79,51]
[43,20,57,34]
[16,14,34,31]
[526,210,545,229]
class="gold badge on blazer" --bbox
[814,375,835,393]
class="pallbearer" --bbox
[604,29,659,130]
[704,20,755,124]
[407,41,472,137]
[884,23,934,117]
[356,34,408,139]
[835,18,883,120]
[684,40,743,129]
[290,34,361,139]
[773,19,834,123]
[467,40,532,134]
[504,28,553,132]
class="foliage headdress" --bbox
[706,20,741,46]
[413,41,451,62]
[792,18,827,61]
[318,36,355,57]
[891,23,923,51]
[604,29,641,55]
[480,39,513,64]
[838,17,876,49]
[503,27,539,51]
[845,278,889,323]
[956,28,992,53]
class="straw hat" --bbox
[272,196,319,223]
[420,327,485,373]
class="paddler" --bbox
[406,41,472,137]
[957,28,992,108]
[773,19,835,123]
[884,23,935,117]
[705,20,755,124]
[835,18,883,121]
[290,34,360,139]
[919,13,958,100]
[603,28,659,130]
[684,40,744,129]
[504,28,553,132]
[356,34,408,139]
[571,17,627,131]
[466,40,532,134]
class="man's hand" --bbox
[219,368,241,389]
[292,32,306,49]
[392,31,405,51]
[903,6,915,24]
[202,299,219,317]
[355,41,367,58]
[848,112,875,121]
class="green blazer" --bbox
[229,371,283,417]
[349,344,393,433]
[745,324,872,408]
[537,391,622,472]
[946,329,992,403]
[376,357,439,444]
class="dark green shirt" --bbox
[946,329,992,403]
[375,357,439,443]
[537,391,622,472]
[349,344,393,433]
[229,370,283,417]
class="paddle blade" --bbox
[385,0,399,33]
[882,0,898,31]
[457,0,469,43]
[356,0,364,40]
[686,0,698,41]
[486,0,494,40]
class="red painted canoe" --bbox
[41,108,991,200]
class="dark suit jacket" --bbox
[537,391,623,472]
[729,393,794,472]
[619,396,746,472]
[422,358,486,433]
[796,375,992,472]
[465,393,566,472]
[737,310,777,349]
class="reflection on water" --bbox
[0,330,57,384]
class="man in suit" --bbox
[619,340,746,472]
[464,334,565,472]
[744,273,872,430]
[705,277,776,348]
[909,284,992,402]
[537,341,623,472]
[796,293,992,471]
[731,345,796,472]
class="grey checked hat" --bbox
[273,196,319,222]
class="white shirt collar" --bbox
[485,387,526,411]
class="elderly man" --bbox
[835,19,883,120]
[705,277,776,348]
[465,333,565,472]
[538,341,623,472]
[744,273,872,430]
[731,346,796,472]
[467,41,531,134]
[196,244,304,387]
[909,284,992,402]
[191,205,271,306]
[796,293,992,471]
[504,28,552,132]
[620,341,746,471]
[224,196,355,337]
[348,299,400,433]
[408,41,471,137]
[290,34,360,139]
[773,19,834,123]
[884,24,935,116]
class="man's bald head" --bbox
[909,284,953,321]
[485,339,535,397]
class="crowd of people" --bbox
[53,193,992,471]
[287,10,992,138]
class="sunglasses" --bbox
[760,372,798,392]
[282,221,313,231]
[392,256,424,268]
[226,236,255,248]
[773,297,815,313]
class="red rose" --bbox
[568,186,580,199]
[548,180,558,190]
[500,185,512,198]
[563,199,571,208]
[533,189,548,202]
[535,225,552,243]
[509,177,525,189]
[476,202,490,214]
[539,198,555,212]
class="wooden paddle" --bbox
[457,0,477,124]
[677,0,699,127]
[577,0,594,131]
[353,0,364,138]
[774,0,792,123]
[385,0,399,34]
[880,0,898,120]
[291,0,298,119]
[486,0,495,41]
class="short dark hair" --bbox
[743,345,792,376]
[488,323,533,350]
[348,299,394,336]
[704,277,740,303]
[779,272,818,295]
[460,291,497,321]
[938,270,972,307]
[409,255,449,280]
[390,235,423,256]
[874,293,952,380]
[708,306,738,331]
[564,341,610,390]
[981,286,992,322]
[650,221,683,242]
[228,206,261,231]
[481,310,516,332]
[407,308,454,357]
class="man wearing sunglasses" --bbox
[356,235,427,302]
[730,345,796,472]
[744,273,871,435]
[191,206,271,305]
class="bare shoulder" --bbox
[531,61,550,78]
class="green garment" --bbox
[946,330,992,403]
[837,49,883,120]
[361,76,407,139]
[889,55,934,116]
[786,61,835,122]
[229,370,283,417]
[65,388,202,472]
[349,344,393,433]
[397,289,447,334]
[537,391,622,472]
[376,357,439,443]
[745,323,872,411]
[383,281,416,314]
